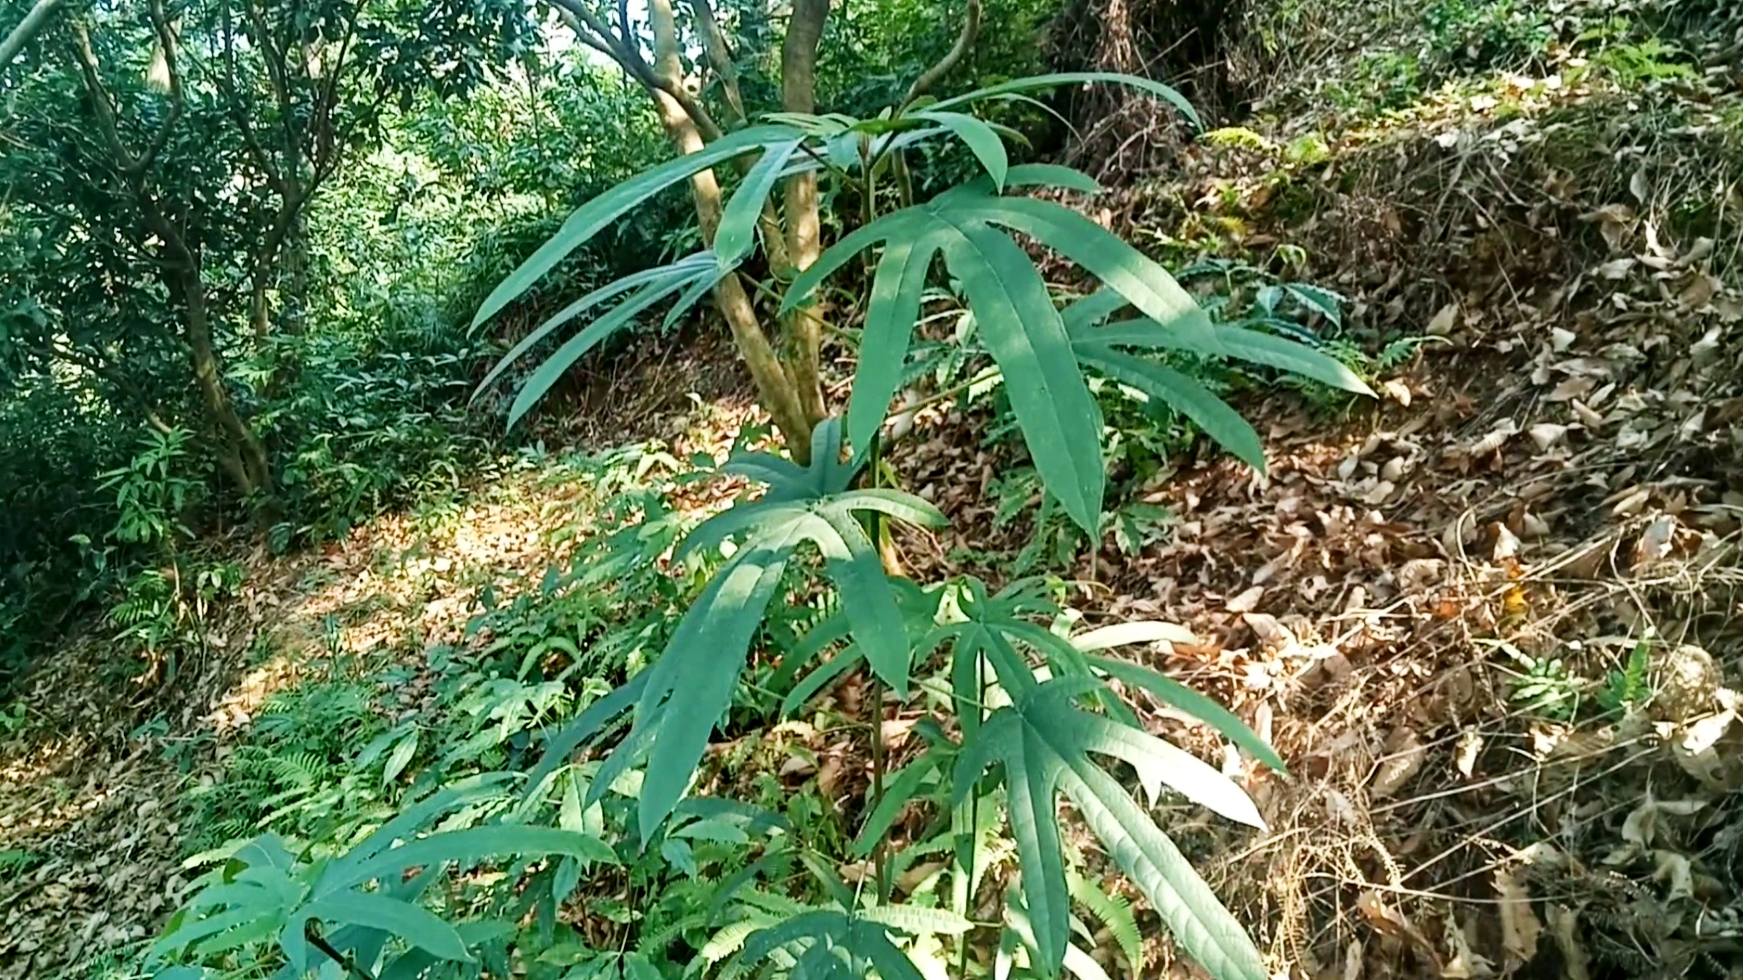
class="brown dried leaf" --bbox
[1426,303,1459,336]
[1495,868,1541,967]
[1225,586,1265,613]
[1370,727,1425,798]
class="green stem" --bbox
[956,649,984,977]
[869,673,890,904]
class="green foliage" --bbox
[1598,637,1654,716]
[580,420,946,842]
[153,786,613,978]
[446,62,1360,980]
[1422,0,1552,74]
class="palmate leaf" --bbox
[737,907,940,980]
[572,422,943,841]
[155,812,613,977]
[919,578,1106,736]
[955,678,1269,980]
[785,167,1220,534]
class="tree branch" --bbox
[67,22,136,169]
[689,0,745,123]
[220,3,284,193]
[137,0,185,175]
[903,0,982,110]
[546,0,724,141]
[0,0,64,73]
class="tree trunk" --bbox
[170,269,274,503]
[779,0,831,428]
[646,0,816,460]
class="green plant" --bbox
[1588,36,1699,85]
[1421,0,1552,75]
[160,20,1365,980]
[1597,636,1654,717]
[467,62,1358,980]
[1498,644,1583,721]
[151,783,614,978]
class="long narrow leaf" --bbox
[963,197,1223,357]
[781,643,865,717]
[1074,345,1265,471]
[1218,326,1373,394]
[474,125,801,328]
[1071,621,1196,652]
[929,72,1200,129]
[716,139,804,266]
[522,672,649,800]
[474,252,716,398]
[848,235,937,454]
[507,268,710,427]
[300,893,470,963]
[814,507,912,694]
[784,210,929,312]
[636,549,791,840]
[1087,655,1287,774]
[1055,762,1266,980]
[941,220,1105,532]
[851,754,939,858]
[329,827,615,892]
[910,110,1009,190]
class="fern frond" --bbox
[1069,873,1142,976]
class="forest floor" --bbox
[5,14,1743,980]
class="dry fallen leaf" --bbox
[1467,418,1519,457]
[1454,728,1483,778]
[1225,586,1265,613]
[1370,727,1425,798]
[1652,850,1694,900]
[1527,423,1568,452]
[1427,302,1459,336]
[1442,915,1496,979]
[1549,905,1590,980]
[1495,868,1542,967]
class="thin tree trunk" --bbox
[171,269,274,501]
[779,0,831,427]
[647,0,815,458]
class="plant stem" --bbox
[956,649,984,977]
[307,924,377,980]
[869,673,890,904]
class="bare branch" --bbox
[0,0,65,73]
[689,0,744,123]
[67,22,135,168]
[137,0,185,174]
[903,0,981,109]
[547,0,723,140]
[220,2,284,192]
